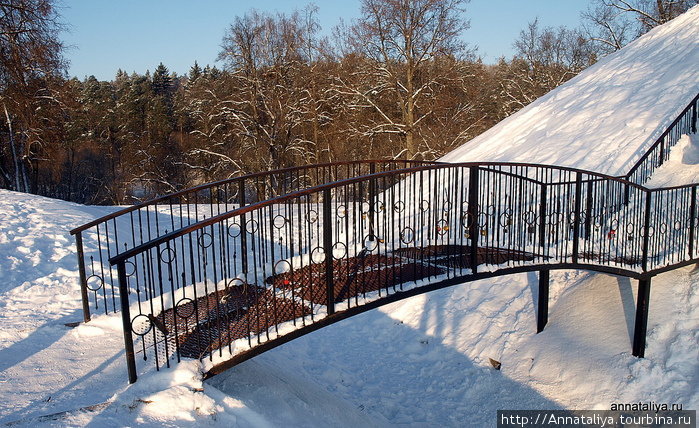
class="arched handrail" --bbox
[107,161,699,383]
[71,159,438,320]
[625,92,698,185]
[111,161,651,264]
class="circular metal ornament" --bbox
[442,200,452,212]
[523,210,537,225]
[124,261,137,277]
[159,247,176,264]
[478,212,488,227]
[273,214,288,229]
[332,242,347,260]
[245,219,259,234]
[393,201,405,213]
[174,298,195,319]
[499,213,513,227]
[420,200,430,212]
[86,274,104,292]
[610,218,619,230]
[311,247,326,264]
[227,222,242,238]
[436,219,449,236]
[460,213,473,229]
[363,235,379,251]
[400,226,415,244]
[306,210,318,224]
[227,278,249,295]
[336,205,347,218]
[131,314,153,336]
[198,232,213,248]
[273,260,291,275]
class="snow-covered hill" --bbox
[441,5,699,176]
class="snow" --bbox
[1,7,699,427]
[645,133,699,188]
[440,5,699,176]
[1,188,697,426]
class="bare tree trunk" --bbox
[3,102,23,192]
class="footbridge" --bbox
[71,93,698,383]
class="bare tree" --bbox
[583,0,698,53]
[0,0,66,193]
[335,0,471,159]
[498,20,596,116]
[218,9,321,173]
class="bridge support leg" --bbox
[632,278,652,358]
[537,270,550,333]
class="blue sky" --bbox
[60,0,591,81]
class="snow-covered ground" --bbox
[646,133,699,188]
[0,189,697,426]
[2,6,699,427]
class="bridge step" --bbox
[146,286,311,360]
[266,254,444,305]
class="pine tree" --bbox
[189,61,202,82]
[152,62,173,96]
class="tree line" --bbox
[1,0,695,204]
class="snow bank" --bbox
[441,5,699,176]
[645,133,699,187]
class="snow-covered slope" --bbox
[646,133,699,187]
[441,5,699,176]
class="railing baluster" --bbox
[468,166,479,273]
[323,188,335,315]
[689,186,697,259]
[572,172,582,264]
[642,191,652,272]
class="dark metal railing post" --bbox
[642,191,652,272]
[632,277,652,358]
[323,188,335,315]
[572,172,582,263]
[537,270,550,333]
[239,179,248,274]
[117,260,137,384]
[468,166,479,273]
[584,180,594,239]
[658,142,665,167]
[75,232,91,323]
[689,186,697,259]
[691,101,697,134]
[368,163,376,240]
[539,184,547,249]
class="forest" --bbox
[0,0,696,204]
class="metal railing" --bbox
[106,162,699,382]
[70,160,436,321]
[625,92,698,185]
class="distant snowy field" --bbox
[2,5,699,427]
